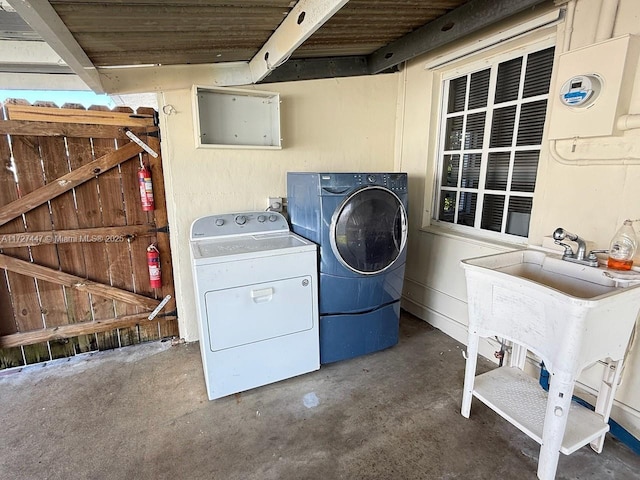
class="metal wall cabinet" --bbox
[193,86,281,149]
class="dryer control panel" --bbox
[191,211,289,240]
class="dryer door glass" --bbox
[332,186,407,274]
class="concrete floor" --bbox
[1,312,638,480]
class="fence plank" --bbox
[90,106,129,349]
[34,125,79,359]
[8,115,60,364]
[6,104,155,127]
[0,120,158,139]
[114,106,158,344]
[0,141,143,228]
[65,133,104,353]
[0,254,160,310]
[0,119,25,368]
[38,117,94,357]
[145,128,179,340]
[0,314,177,348]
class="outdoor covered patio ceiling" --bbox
[3,0,553,93]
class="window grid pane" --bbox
[506,197,533,237]
[495,57,522,104]
[490,106,517,148]
[438,190,457,223]
[436,43,553,237]
[445,116,464,150]
[486,152,511,191]
[469,69,490,109]
[461,154,481,188]
[448,76,467,113]
[481,194,505,232]
[457,192,477,227]
[441,154,461,187]
[512,151,539,192]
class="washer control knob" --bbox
[235,215,247,225]
[367,175,376,183]
[215,218,224,226]
[257,215,266,223]
[268,214,278,222]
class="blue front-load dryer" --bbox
[287,172,408,364]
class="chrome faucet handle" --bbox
[554,240,575,256]
[553,227,566,241]
[553,227,579,243]
[553,227,586,259]
[587,249,608,261]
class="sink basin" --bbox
[461,249,640,374]
[465,249,617,300]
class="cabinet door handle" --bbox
[250,287,273,303]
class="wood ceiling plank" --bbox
[54,5,290,33]
[92,49,256,66]
[50,0,291,5]
[76,31,275,47]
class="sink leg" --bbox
[510,342,527,369]
[461,333,479,418]
[537,373,575,480]
[590,358,622,453]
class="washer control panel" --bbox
[319,172,408,193]
[191,211,289,240]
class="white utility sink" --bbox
[460,248,640,480]
[461,249,640,374]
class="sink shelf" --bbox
[473,367,608,455]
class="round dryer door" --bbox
[330,186,407,275]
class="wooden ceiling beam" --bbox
[6,0,104,92]
[367,0,550,74]
[249,0,350,83]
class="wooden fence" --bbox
[0,100,178,369]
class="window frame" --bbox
[431,37,555,244]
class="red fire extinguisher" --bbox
[138,164,155,211]
[147,244,162,289]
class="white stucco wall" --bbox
[158,75,399,342]
[397,0,640,436]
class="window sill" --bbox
[418,223,527,252]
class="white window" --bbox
[434,44,555,239]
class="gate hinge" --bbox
[154,225,170,234]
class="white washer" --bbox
[190,211,319,400]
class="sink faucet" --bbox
[552,228,599,267]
